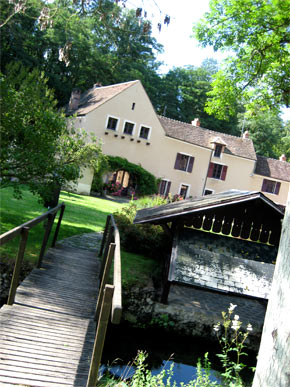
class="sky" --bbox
[124,0,290,121]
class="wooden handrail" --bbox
[0,203,64,246]
[88,214,122,386]
[1,203,66,305]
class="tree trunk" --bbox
[253,191,290,387]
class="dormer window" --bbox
[211,136,227,158]
[214,144,223,158]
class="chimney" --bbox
[68,88,81,110]
[242,130,249,139]
[279,154,287,162]
[191,118,200,127]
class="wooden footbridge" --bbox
[0,204,122,386]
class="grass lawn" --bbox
[0,187,126,264]
[0,186,157,288]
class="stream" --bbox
[101,322,256,385]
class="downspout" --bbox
[202,148,214,195]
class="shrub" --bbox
[113,200,170,262]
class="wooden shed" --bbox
[134,190,284,303]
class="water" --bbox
[101,323,226,385]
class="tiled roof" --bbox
[66,80,139,115]
[255,155,290,182]
[158,115,257,160]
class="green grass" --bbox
[0,186,126,265]
[0,187,158,289]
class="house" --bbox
[133,190,284,303]
[66,80,290,207]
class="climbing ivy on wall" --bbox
[92,155,158,196]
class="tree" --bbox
[194,0,290,119]
[158,60,240,134]
[238,111,289,158]
[0,65,102,204]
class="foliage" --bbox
[158,60,240,135]
[104,156,158,197]
[0,0,163,106]
[194,0,290,118]
[100,351,219,387]
[113,201,169,261]
[213,304,253,386]
[238,111,290,159]
[0,65,102,204]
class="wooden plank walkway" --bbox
[0,240,101,386]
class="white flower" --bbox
[231,320,240,331]
[213,323,220,332]
[247,323,253,332]
[228,303,237,312]
[234,314,239,320]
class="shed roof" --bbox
[158,116,257,160]
[134,190,284,225]
[66,80,139,116]
[255,155,290,182]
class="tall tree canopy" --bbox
[194,0,290,119]
[158,60,240,134]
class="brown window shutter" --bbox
[174,153,181,169]
[187,157,194,173]
[221,165,228,180]
[208,162,214,177]
[274,182,281,195]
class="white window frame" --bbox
[123,120,136,136]
[106,115,119,131]
[178,183,191,198]
[138,125,152,140]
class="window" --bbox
[106,116,118,131]
[123,121,135,135]
[261,179,281,195]
[204,189,214,195]
[159,180,171,196]
[214,144,223,158]
[179,184,190,198]
[132,102,135,110]
[174,153,194,173]
[139,126,150,140]
[207,162,228,180]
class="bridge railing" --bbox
[87,214,122,386]
[0,203,65,305]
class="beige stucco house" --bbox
[66,80,290,207]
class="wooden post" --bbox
[37,213,54,268]
[99,215,110,257]
[95,243,115,322]
[87,285,114,387]
[51,203,65,247]
[7,227,29,305]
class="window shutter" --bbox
[274,182,281,195]
[221,165,228,180]
[261,179,267,192]
[187,157,194,173]
[174,153,181,169]
[165,181,171,196]
[207,162,214,177]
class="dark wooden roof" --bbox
[134,190,284,225]
[134,190,284,245]
[158,116,257,160]
[255,155,290,182]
